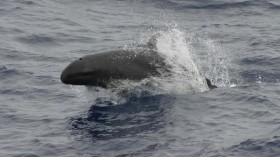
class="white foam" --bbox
[193,38,232,87]
[155,27,208,94]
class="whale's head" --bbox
[61,58,86,85]
[60,57,108,88]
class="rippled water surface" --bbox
[1,0,280,157]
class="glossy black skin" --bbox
[61,49,217,89]
[61,49,169,88]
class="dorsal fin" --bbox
[206,78,217,90]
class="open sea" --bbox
[1,0,280,157]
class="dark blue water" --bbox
[1,0,280,156]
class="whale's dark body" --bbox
[61,49,217,89]
[61,49,169,88]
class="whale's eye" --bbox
[79,58,83,61]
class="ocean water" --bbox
[1,0,280,156]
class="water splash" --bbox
[203,39,231,87]
[155,27,208,93]
[189,36,233,87]
[70,85,123,104]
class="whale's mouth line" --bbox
[64,71,154,88]
[63,69,168,90]
[63,72,109,88]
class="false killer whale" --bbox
[60,48,217,90]
[61,49,169,88]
